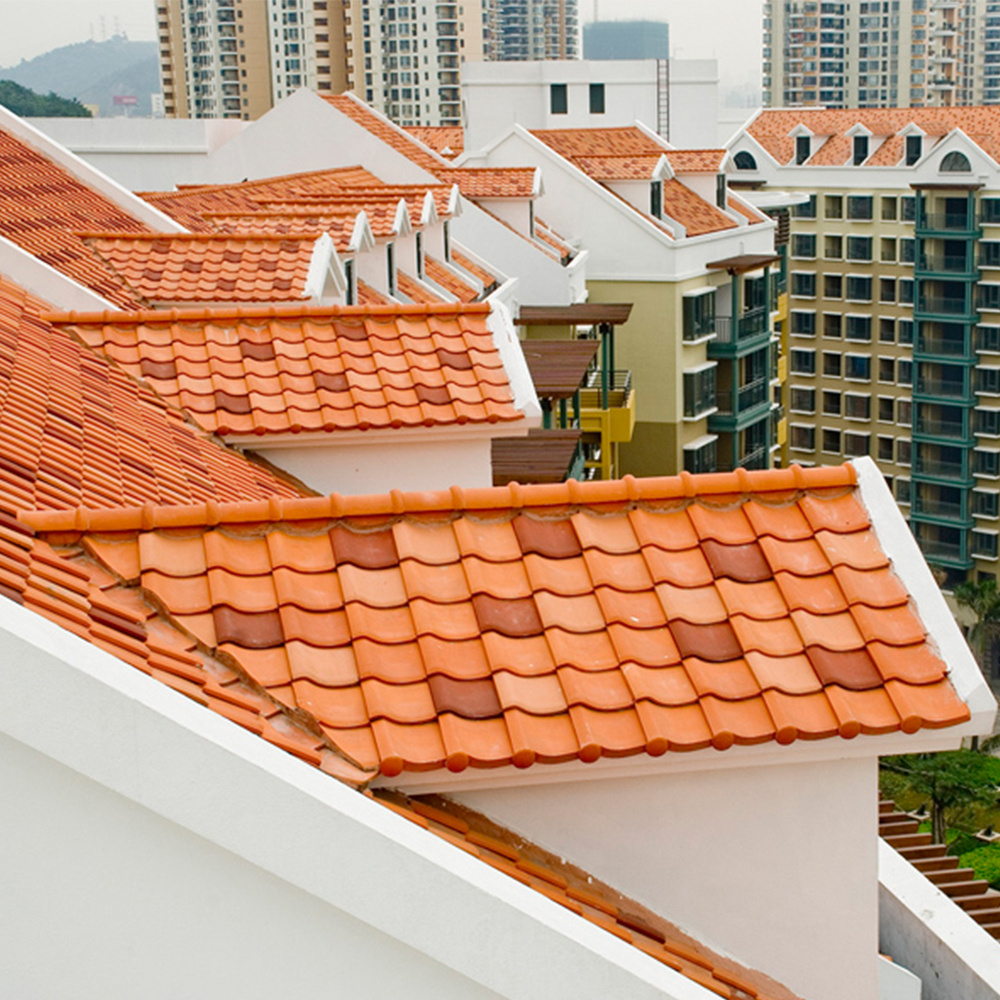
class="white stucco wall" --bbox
[455,755,881,1000]
[0,730,508,1000]
[247,432,498,494]
[667,61,720,149]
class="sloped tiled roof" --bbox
[664,149,728,172]
[0,128,151,307]
[438,167,538,199]
[572,153,665,180]
[404,126,465,159]
[425,256,483,303]
[747,107,1000,165]
[661,179,738,237]
[532,126,670,159]
[204,211,359,250]
[450,249,499,293]
[376,791,803,1000]
[50,303,524,438]
[0,276,302,514]
[82,233,322,304]
[24,464,970,779]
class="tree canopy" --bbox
[0,80,91,118]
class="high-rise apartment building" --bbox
[156,0,482,125]
[763,0,1000,109]
[483,0,579,61]
[730,106,1000,585]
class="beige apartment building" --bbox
[157,0,483,125]
[763,0,1000,109]
[729,106,1000,585]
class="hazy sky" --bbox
[0,0,764,87]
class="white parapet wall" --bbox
[879,840,1000,1000]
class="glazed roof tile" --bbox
[82,233,321,304]
[0,276,302,515]
[403,126,465,158]
[24,463,971,779]
[49,302,523,438]
[747,107,1000,165]
[0,127,151,307]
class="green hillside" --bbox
[0,80,90,117]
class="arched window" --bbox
[941,150,972,173]
[733,150,757,171]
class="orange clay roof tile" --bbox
[0,276,302,515]
[0,128,151,307]
[82,233,321,304]
[403,126,465,158]
[22,463,971,779]
[748,107,1000,165]
[49,302,523,438]
[424,256,484,302]
[438,167,538,199]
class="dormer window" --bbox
[344,258,356,305]
[941,150,972,173]
[733,151,757,171]
[415,232,424,279]
[386,242,396,296]
[795,134,811,165]
[853,134,869,165]
[716,174,727,210]
[442,221,451,262]
[905,134,922,165]
[650,180,663,219]
[529,200,535,237]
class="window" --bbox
[879,358,895,383]
[846,276,872,301]
[589,83,605,114]
[899,319,914,345]
[978,367,1000,395]
[792,194,816,218]
[790,348,816,374]
[716,174,727,210]
[683,364,717,417]
[415,232,424,279]
[443,221,450,261]
[790,424,815,451]
[823,313,842,339]
[734,150,758,170]
[898,400,913,426]
[344,258,356,305]
[846,236,873,261]
[878,436,895,461]
[905,134,922,165]
[880,277,896,303]
[847,195,873,219]
[880,318,895,343]
[791,311,816,336]
[898,360,913,387]
[881,237,897,263]
[650,180,663,219]
[845,393,871,420]
[550,83,568,114]
[896,477,912,504]
[824,235,843,259]
[683,290,716,341]
[973,531,999,559]
[823,390,842,415]
[941,150,972,172]
[898,278,914,305]
[684,437,718,474]
[790,386,816,412]
[824,274,843,299]
[386,242,396,296]
[791,272,816,297]
[976,409,1000,436]
[822,428,842,453]
[846,315,872,341]
[901,195,916,222]
[975,449,1000,477]
[897,438,912,465]
[823,352,842,377]
[900,238,915,264]
[844,431,870,456]
[853,135,869,165]
[882,196,898,220]
[982,198,1000,224]
[980,284,1000,311]
[792,233,817,258]
[878,396,895,423]
[845,354,871,381]
[980,326,1000,353]
[825,195,843,219]
[796,134,811,164]
[974,490,1000,517]
[982,243,1000,268]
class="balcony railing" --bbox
[916,332,970,357]
[916,211,978,232]
[911,494,969,519]
[917,253,978,274]
[715,378,769,415]
[913,453,969,478]
[579,369,633,410]
[738,446,770,470]
[914,415,969,438]
[914,534,969,565]
[917,296,973,315]
[713,307,769,344]
[915,375,970,399]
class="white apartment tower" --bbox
[483,0,580,61]
[764,0,1000,109]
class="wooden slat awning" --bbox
[521,339,600,399]
[492,429,581,485]
[706,253,782,274]
[516,303,633,326]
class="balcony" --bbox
[912,449,973,484]
[913,411,974,444]
[915,373,972,401]
[579,369,636,449]
[714,378,769,416]
[910,492,974,527]
[916,327,972,358]
[916,252,979,278]
[916,210,979,235]
[708,308,771,357]
[916,295,976,319]
[914,531,972,568]
[738,445,770,471]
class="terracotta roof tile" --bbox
[0,128,150,306]
[82,233,321,304]
[0,277,302,515]
[747,107,1000,165]
[49,302,523,438]
[25,463,971,778]
[425,256,484,302]
[438,167,537,199]
[403,126,464,158]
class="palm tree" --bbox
[954,578,1000,675]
